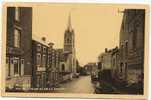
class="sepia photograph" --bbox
[1,2,149,99]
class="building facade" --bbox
[98,48,113,71]
[32,37,48,89]
[47,43,63,88]
[6,7,32,91]
[47,42,54,88]
[98,47,119,82]
[55,49,64,83]
[110,47,120,81]
[119,9,145,85]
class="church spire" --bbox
[67,12,72,31]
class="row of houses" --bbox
[6,7,77,91]
[97,9,145,94]
[32,37,64,89]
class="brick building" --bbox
[47,43,63,88]
[32,37,48,89]
[6,7,32,91]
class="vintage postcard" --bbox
[1,2,149,99]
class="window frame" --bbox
[14,28,21,48]
[6,57,11,77]
[43,47,46,53]
[13,57,20,76]
[15,7,20,21]
[37,44,41,51]
[42,55,46,67]
[36,53,41,66]
[21,59,24,64]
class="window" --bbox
[43,47,46,52]
[36,76,40,88]
[11,59,13,64]
[14,29,21,48]
[125,63,127,73]
[15,7,20,21]
[120,63,123,73]
[120,44,124,59]
[62,64,65,71]
[113,59,115,67]
[125,42,128,57]
[21,59,24,75]
[132,23,138,49]
[37,44,41,51]
[36,53,41,66]
[6,57,10,76]
[14,58,19,75]
[21,59,24,64]
[67,38,70,43]
[42,55,46,67]
[133,31,136,48]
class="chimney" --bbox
[105,48,108,53]
[116,46,118,49]
[42,37,46,42]
[48,42,54,48]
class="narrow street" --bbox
[53,75,95,93]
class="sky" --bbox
[32,4,124,66]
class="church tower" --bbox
[64,13,76,76]
[64,13,75,53]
